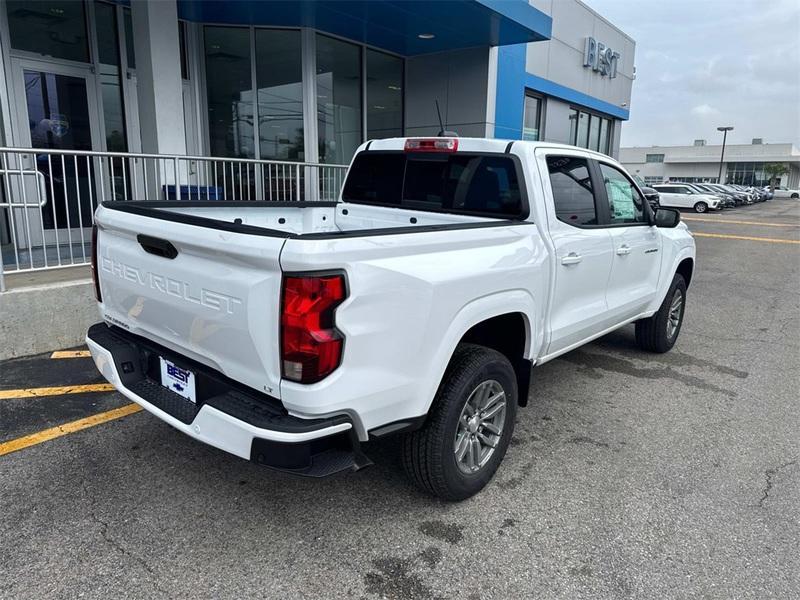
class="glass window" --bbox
[94,1,127,152]
[598,118,610,155]
[366,49,403,140]
[179,21,189,80]
[599,163,646,224]
[204,27,254,158]
[546,156,597,226]
[6,1,90,62]
[523,94,541,141]
[588,115,600,151]
[255,29,304,161]
[646,154,665,163]
[576,112,590,148]
[568,109,578,146]
[342,152,524,218]
[316,34,362,164]
[123,7,135,68]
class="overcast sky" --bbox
[586,0,800,148]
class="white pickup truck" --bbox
[87,137,695,500]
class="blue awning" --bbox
[177,0,551,56]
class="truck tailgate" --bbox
[94,205,287,399]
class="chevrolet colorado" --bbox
[87,137,696,500]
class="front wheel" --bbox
[402,344,518,501]
[635,274,687,353]
[791,193,799,199]
[694,202,708,213]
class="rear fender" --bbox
[418,290,538,415]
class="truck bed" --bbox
[102,200,504,239]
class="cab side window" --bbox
[598,163,646,224]
[546,156,598,226]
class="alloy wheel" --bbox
[666,288,684,340]
[453,380,507,474]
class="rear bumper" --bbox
[86,323,369,476]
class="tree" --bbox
[763,163,789,188]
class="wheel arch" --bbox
[459,312,533,407]
[676,256,694,288]
[421,290,538,416]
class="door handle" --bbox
[616,245,631,256]
[561,252,583,265]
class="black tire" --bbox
[694,202,708,213]
[635,274,687,353]
[401,344,518,501]
[792,193,799,199]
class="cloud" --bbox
[586,0,800,147]
[690,104,718,116]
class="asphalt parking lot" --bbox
[1,199,798,599]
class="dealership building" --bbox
[620,141,800,188]
[0,0,634,165]
[0,0,635,356]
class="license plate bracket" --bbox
[159,357,197,404]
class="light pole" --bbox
[717,126,733,183]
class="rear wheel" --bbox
[694,202,708,213]
[402,344,517,501]
[792,193,799,199]
[635,274,687,353]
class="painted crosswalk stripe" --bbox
[0,383,115,401]
[0,403,142,457]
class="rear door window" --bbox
[546,155,598,226]
[342,151,526,218]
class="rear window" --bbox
[341,151,526,218]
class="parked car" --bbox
[653,183,722,212]
[679,183,734,208]
[709,184,751,205]
[693,183,739,206]
[772,186,800,199]
[86,138,695,500]
[633,175,661,210]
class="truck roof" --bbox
[361,137,615,161]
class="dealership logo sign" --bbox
[583,38,620,79]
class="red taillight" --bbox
[91,225,102,302]
[404,138,458,153]
[281,273,347,384]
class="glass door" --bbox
[10,58,101,252]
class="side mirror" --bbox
[655,208,681,228]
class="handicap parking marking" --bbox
[0,403,142,457]
[50,350,92,359]
[692,232,800,245]
[0,383,115,401]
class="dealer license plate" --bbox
[159,357,196,403]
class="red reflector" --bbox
[281,273,347,384]
[91,225,102,302]
[404,138,458,153]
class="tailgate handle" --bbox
[137,234,178,259]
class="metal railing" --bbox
[0,147,348,289]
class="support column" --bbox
[130,0,186,156]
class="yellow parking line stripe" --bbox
[50,350,91,359]
[683,216,798,228]
[0,403,142,457]
[693,232,800,245]
[0,383,115,400]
